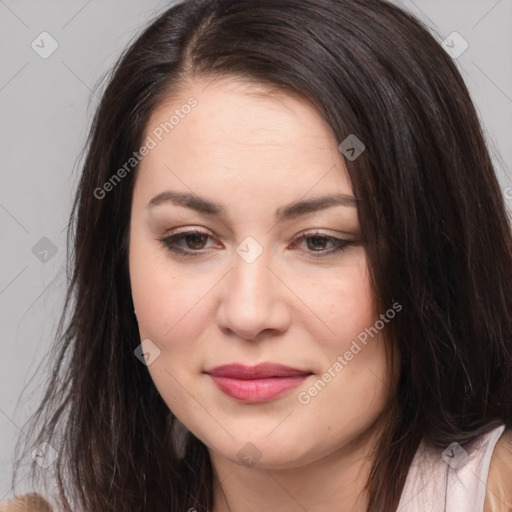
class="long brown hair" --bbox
[11,0,512,510]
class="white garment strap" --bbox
[397,423,506,512]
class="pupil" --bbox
[308,236,326,250]
[187,233,206,249]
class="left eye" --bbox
[292,232,352,256]
[158,230,352,257]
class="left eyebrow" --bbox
[146,191,360,221]
[275,193,360,222]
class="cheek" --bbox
[311,253,378,352]
[296,262,389,449]
[302,252,388,410]
[129,238,210,418]
[129,230,209,352]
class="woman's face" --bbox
[129,77,391,469]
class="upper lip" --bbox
[206,363,312,379]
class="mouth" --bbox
[205,363,313,403]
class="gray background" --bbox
[1,0,511,500]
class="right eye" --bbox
[158,229,221,257]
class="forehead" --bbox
[136,76,352,200]
[149,77,335,144]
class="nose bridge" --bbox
[217,239,289,339]
[228,237,272,314]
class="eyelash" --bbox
[158,229,353,258]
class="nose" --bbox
[216,248,291,341]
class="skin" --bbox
[129,76,392,512]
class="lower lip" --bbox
[209,375,310,403]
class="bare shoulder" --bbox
[484,427,512,512]
[0,493,53,512]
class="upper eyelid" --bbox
[160,229,352,250]
[162,228,351,241]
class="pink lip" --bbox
[205,363,312,403]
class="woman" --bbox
[3,0,512,511]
